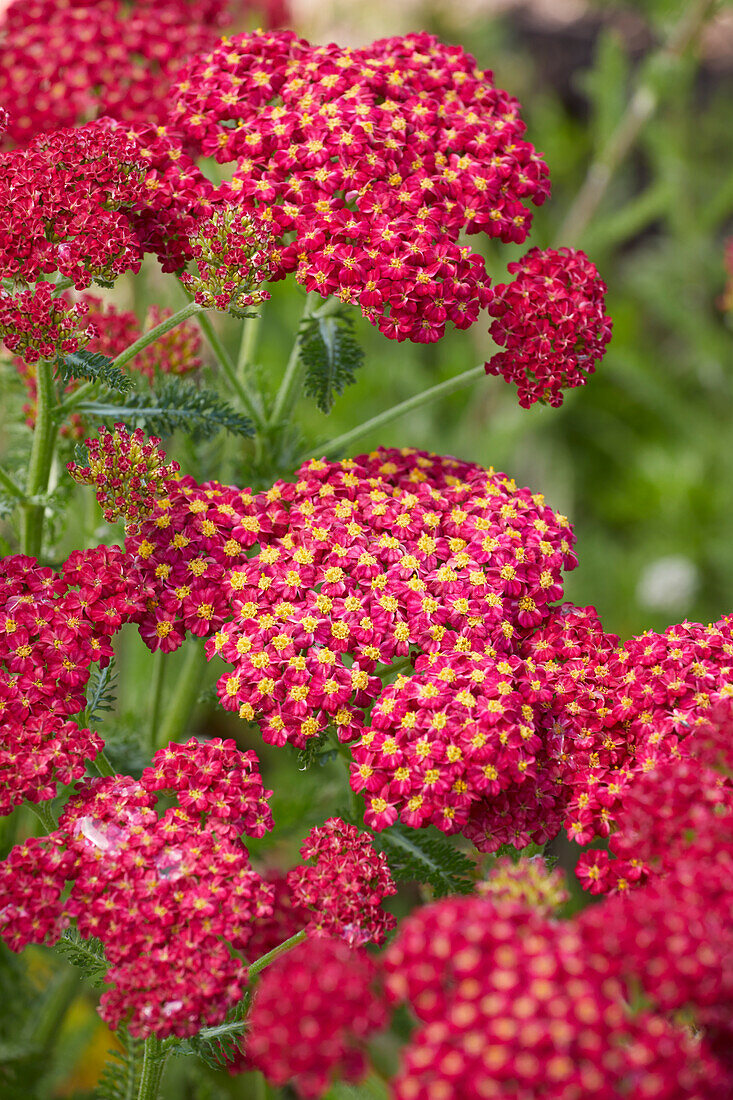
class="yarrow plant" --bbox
[0,5,730,1100]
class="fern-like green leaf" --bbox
[58,349,133,394]
[56,929,108,989]
[96,1026,142,1100]
[187,1000,248,1071]
[300,309,364,414]
[76,377,253,441]
[84,660,117,725]
[376,825,474,898]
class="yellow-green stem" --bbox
[20,360,57,557]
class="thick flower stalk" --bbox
[168,29,550,343]
[67,425,180,527]
[287,817,397,946]
[486,246,613,407]
[0,739,274,1038]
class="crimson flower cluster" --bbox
[0,547,148,815]
[120,447,578,845]
[486,246,613,407]
[0,738,274,1038]
[168,29,550,343]
[246,938,387,1099]
[67,425,181,527]
[523,610,733,846]
[287,818,396,946]
[0,0,287,147]
[577,703,733,1068]
[0,120,148,288]
[0,283,94,364]
[383,894,727,1099]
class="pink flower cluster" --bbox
[0,548,148,815]
[0,0,287,147]
[67,425,181,527]
[0,120,147,288]
[0,738,274,1038]
[384,894,727,1099]
[287,818,396,946]
[522,610,733,846]
[168,29,550,343]
[246,938,387,1099]
[0,282,94,363]
[486,247,612,407]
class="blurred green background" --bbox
[2,0,733,1096]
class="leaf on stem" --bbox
[78,377,254,441]
[55,928,109,989]
[375,825,474,898]
[97,1024,143,1100]
[84,660,117,726]
[58,349,133,394]
[300,309,364,415]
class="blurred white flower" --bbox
[636,555,699,613]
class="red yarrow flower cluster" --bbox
[0,120,148,288]
[0,282,94,364]
[169,30,550,343]
[486,247,612,407]
[287,817,396,946]
[67,425,181,527]
[180,205,275,315]
[0,1,287,147]
[0,547,149,815]
[384,895,728,1099]
[0,738,274,1038]
[246,937,387,1099]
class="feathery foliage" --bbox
[84,660,117,726]
[97,1026,142,1100]
[376,825,474,897]
[58,349,133,394]
[300,309,365,414]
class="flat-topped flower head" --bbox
[486,246,612,407]
[169,30,550,343]
[0,120,147,288]
[67,425,180,528]
[0,284,94,365]
[287,817,396,945]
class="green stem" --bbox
[557,0,719,246]
[148,650,167,753]
[112,301,203,372]
[269,293,318,426]
[196,310,265,428]
[137,1036,170,1100]
[57,378,97,415]
[87,750,117,778]
[155,639,206,751]
[248,929,307,981]
[0,463,25,501]
[236,311,262,376]
[300,363,486,461]
[20,360,57,557]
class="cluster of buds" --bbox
[287,818,396,946]
[0,739,274,1038]
[477,855,569,916]
[180,206,274,316]
[67,425,180,528]
[0,283,94,364]
[486,247,612,407]
[169,30,550,343]
[0,548,149,815]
